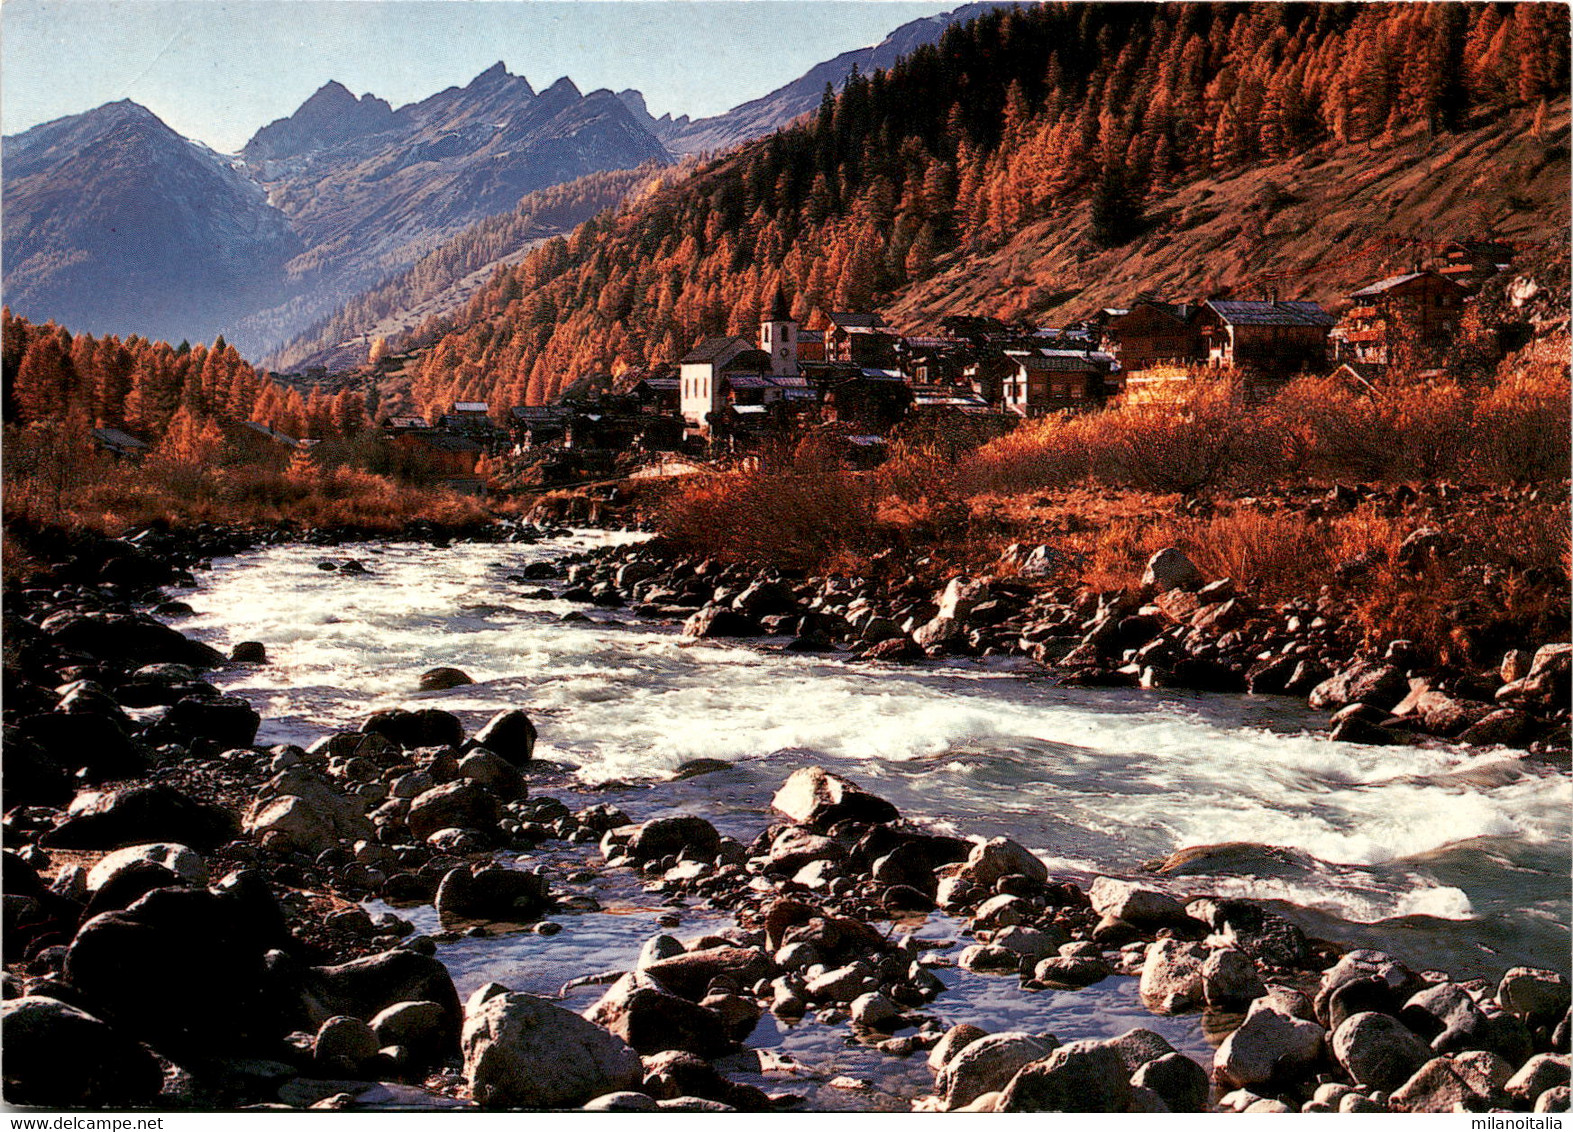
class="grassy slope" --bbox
[890,102,1571,328]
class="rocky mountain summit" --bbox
[1,65,671,358]
[2,101,302,350]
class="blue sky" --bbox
[3,0,959,153]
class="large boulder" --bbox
[682,606,756,639]
[2,996,163,1107]
[1088,877,1186,927]
[1214,1000,1325,1087]
[1139,939,1207,1014]
[1332,1011,1433,1092]
[294,948,462,1057]
[407,780,499,842]
[936,1031,1058,1110]
[639,947,774,1001]
[41,784,237,851]
[1390,1057,1496,1113]
[1131,1052,1210,1113]
[584,971,734,1056]
[61,882,288,1060]
[954,836,1047,888]
[1142,549,1204,593]
[456,749,526,801]
[623,816,720,863]
[1498,967,1572,1027]
[86,843,208,893]
[997,1040,1134,1112]
[15,712,148,783]
[244,767,374,856]
[418,667,473,691]
[435,866,549,926]
[40,610,222,668]
[465,991,642,1108]
[771,767,898,830]
[147,695,261,748]
[1309,661,1409,712]
[361,708,464,750]
[1186,897,1311,969]
[472,710,538,765]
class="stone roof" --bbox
[1206,300,1335,327]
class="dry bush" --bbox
[1338,499,1570,666]
[1468,356,1572,482]
[2,425,489,538]
[655,460,879,568]
[969,381,1283,497]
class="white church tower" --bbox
[760,286,798,378]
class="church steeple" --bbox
[761,286,798,378]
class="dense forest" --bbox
[2,310,367,452]
[400,1,1569,416]
[267,164,671,372]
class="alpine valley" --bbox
[1,4,1011,362]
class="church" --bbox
[678,290,800,434]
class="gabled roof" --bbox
[829,312,898,334]
[719,348,771,372]
[633,377,679,392]
[242,420,300,447]
[680,336,752,364]
[420,433,483,453]
[91,426,149,452]
[511,405,569,422]
[1349,272,1464,298]
[1016,354,1102,373]
[859,368,904,381]
[1205,300,1335,327]
[1111,300,1197,327]
[723,373,775,391]
[452,401,489,413]
[384,416,430,430]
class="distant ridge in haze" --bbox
[652,1,1026,154]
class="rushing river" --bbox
[168,533,1569,992]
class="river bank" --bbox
[2,522,1568,1112]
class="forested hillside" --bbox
[266,164,671,373]
[399,2,1569,414]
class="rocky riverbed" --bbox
[2,519,1569,1112]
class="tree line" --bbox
[2,310,368,456]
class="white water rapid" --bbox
[167,534,1571,981]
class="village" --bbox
[85,238,1517,496]
[353,239,1518,494]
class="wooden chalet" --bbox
[821,369,912,432]
[510,405,570,448]
[1000,349,1117,417]
[441,401,497,435]
[1439,240,1515,293]
[382,415,431,435]
[1104,301,1202,372]
[1335,271,1467,368]
[897,336,968,385]
[1195,299,1335,375]
[825,312,902,368]
[796,329,826,364]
